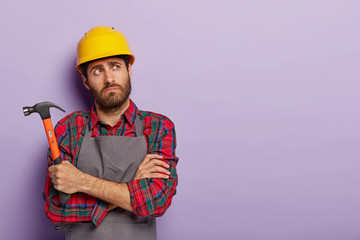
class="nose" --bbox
[104,68,115,83]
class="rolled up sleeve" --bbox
[127,120,179,217]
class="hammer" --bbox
[23,101,71,204]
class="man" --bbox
[43,26,178,240]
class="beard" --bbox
[88,74,132,112]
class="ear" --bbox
[128,65,132,79]
[82,75,90,90]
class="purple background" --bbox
[1,0,360,239]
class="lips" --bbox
[104,87,120,93]
[101,85,121,94]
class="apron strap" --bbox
[84,115,144,137]
[134,116,144,136]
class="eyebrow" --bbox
[107,61,123,66]
[89,64,103,73]
[89,61,123,73]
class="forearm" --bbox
[128,158,178,217]
[128,122,179,217]
[78,172,133,212]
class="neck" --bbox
[94,99,130,127]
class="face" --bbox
[82,57,132,111]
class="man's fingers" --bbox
[49,161,71,171]
[48,165,55,172]
[152,166,171,175]
[62,160,71,166]
[150,173,170,179]
[134,154,171,181]
[49,164,63,173]
[149,159,170,169]
[51,177,58,185]
[145,154,163,160]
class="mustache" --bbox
[100,83,123,94]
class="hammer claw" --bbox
[23,101,65,119]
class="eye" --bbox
[94,68,102,75]
[113,64,120,70]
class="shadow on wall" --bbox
[67,56,93,111]
[30,146,65,240]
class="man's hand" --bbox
[108,154,170,212]
[133,154,170,181]
[49,161,84,194]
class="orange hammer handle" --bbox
[42,118,61,160]
[42,118,71,204]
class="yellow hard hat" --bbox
[76,26,135,72]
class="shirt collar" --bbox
[89,99,138,129]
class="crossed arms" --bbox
[43,114,178,224]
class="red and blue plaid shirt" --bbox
[43,99,178,226]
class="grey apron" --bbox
[65,116,157,240]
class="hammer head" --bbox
[23,101,65,120]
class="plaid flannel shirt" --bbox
[43,99,178,226]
